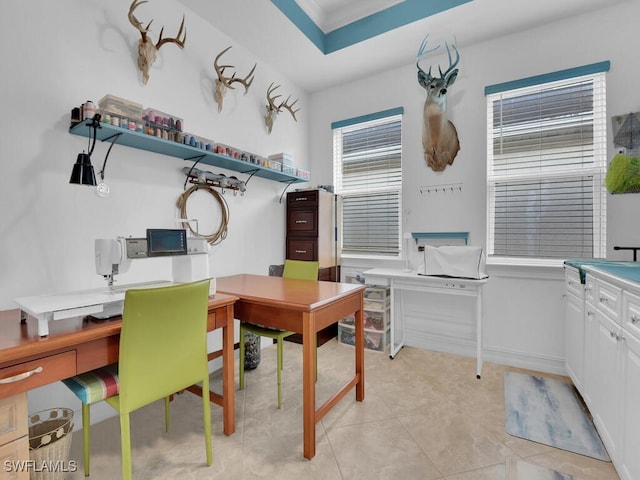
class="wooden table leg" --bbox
[222,304,235,435]
[355,304,365,402]
[302,311,316,460]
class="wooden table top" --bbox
[216,274,365,311]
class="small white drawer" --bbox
[623,290,640,341]
[584,277,595,304]
[565,267,584,298]
[593,277,622,323]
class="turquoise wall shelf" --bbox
[69,119,309,185]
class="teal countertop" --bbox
[564,259,640,284]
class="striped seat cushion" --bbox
[62,363,119,404]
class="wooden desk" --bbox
[0,293,237,435]
[217,274,366,460]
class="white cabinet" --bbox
[591,307,622,456]
[566,267,640,480]
[564,267,585,391]
[620,330,640,479]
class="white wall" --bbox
[309,0,640,373]
[0,0,307,418]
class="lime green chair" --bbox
[63,279,212,479]
[239,260,319,408]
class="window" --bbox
[332,108,403,256]
[486,62,608,262]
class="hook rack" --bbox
[420,182,463,194]
[182,165,246,195]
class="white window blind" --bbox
[486,68,607,261]
[333,109,403,256]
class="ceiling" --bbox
[181,0,626,93]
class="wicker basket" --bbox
[28,408,74,480]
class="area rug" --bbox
[504,372,610,461]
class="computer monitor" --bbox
[146,229,188,257]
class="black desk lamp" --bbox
[69,114,101,186]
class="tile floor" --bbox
[65,340,620,479]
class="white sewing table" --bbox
[363,268,488,378]
[14,280,172,337]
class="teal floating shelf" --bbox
[69,120,309,184]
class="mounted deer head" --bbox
[213,46,257,113]
[264,83,299,134]
[416,35,461,172]
[128,0,186,85]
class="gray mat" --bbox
[504,372,609,461]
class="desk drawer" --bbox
[0,351,76,397]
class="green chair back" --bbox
[106,279,212,479]
[282,259,319,280]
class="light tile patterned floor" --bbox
[65,340,620,479]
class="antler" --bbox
[281,95,300,121]
[129,0,186,49]
[155,15,186,49]
[264,83,300,134]
[416,34,459,82]
[228,63,256,94]
[214,46,256,93]
[266,83,283,112]
[214,46,236,89]
[128,0,186,85]
[213,46,257,112]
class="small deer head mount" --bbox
[264,83,299,134]
[416,34,461,172]
[213,46,256,113]
[128,0,186,85]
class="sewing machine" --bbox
[15,229,213,336]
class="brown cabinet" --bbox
[286,189,341,343]
[286,189,340,281]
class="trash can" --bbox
[28,408,74,480]
[243,331,261,370]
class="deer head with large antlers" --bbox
[264,83,299,134]
[416,35,460,172]
[213,46,257,113]
[128,0,186,85]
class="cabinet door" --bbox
[582,302,597,408]
[592,309,622,459]
[619,331,640,480]
[564,290,584,391]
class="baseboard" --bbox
[403,331,566,376]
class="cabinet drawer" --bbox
[0,435,29,479]
[584,276,595,304]
[287,190,318,209]
[287,209,318,236]
[286,239,317,261]
[624,291,640,341]
[565,267,584,298]
[0,351,76,398]
[0,393,27,447]
[593,277,622,323]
